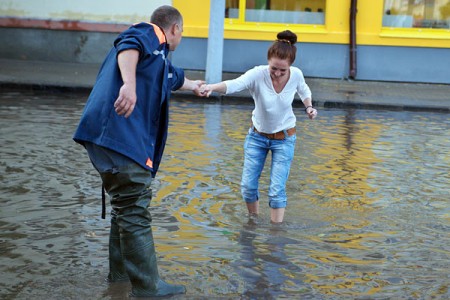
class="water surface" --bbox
[1,89,449,299]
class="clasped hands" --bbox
[191,81,213,98]
[198,83,213,97]
[115,80,211,118]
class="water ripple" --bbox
[1,90,449,299]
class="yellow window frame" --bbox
[174,0,450,48]
[223,0,344,43]
[358,1,450,48]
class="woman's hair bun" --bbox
[277,30,297,45]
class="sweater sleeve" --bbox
[224,66,261,94]
[295,69,312,101]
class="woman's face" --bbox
[268,57,291,80]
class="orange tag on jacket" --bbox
[146,158,153,168]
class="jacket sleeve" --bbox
[169,64,185,91]
[114,23,160,59]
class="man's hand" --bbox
[115,49,139,118]
[191,80,207,97]
[181,79,226,97]
[114,82,137,118]
[199,84,212,97]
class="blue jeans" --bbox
[241,127,296,209]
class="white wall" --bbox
[0,0,172,23]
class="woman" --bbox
[203,30,317,223]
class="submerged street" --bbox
[1,89,449,299]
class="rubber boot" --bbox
[121,226,186,297]
[99,162,185,297]
[107,219,129,282]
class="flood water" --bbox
[1,88,449,299]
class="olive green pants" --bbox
[85,143,185,297]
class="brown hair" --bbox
[267,30,298,65]
[150,5,183,30]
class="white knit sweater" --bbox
[225,65,312,133]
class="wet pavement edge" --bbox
[1,59,449,112]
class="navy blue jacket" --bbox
[73,22,185,176]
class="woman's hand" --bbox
[305,106,318,119]
[199,82,227,97]
[191,80,206,97]
[199,84,213,97]
[180,78,207,97]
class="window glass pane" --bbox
[226,0,240,18]
[383,0,450,29]
[245,0,325,24]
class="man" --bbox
[73,5,204,297]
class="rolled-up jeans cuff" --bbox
[244,197,259,204]
[269,200,287,209]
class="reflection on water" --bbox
[1,89,449,299]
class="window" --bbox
[226,0,326,25]
[383,0,450,29]
[226,0,239,18]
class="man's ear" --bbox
[170,23,177,35]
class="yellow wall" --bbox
[357,0,450,48]
[174,0,450,48]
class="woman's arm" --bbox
[294,69,317,120]
[204,82,227,97]
[203,66,261,97]
[302,97,318,119]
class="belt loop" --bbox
[283,129,288,139]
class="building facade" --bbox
[1,0,449,83]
